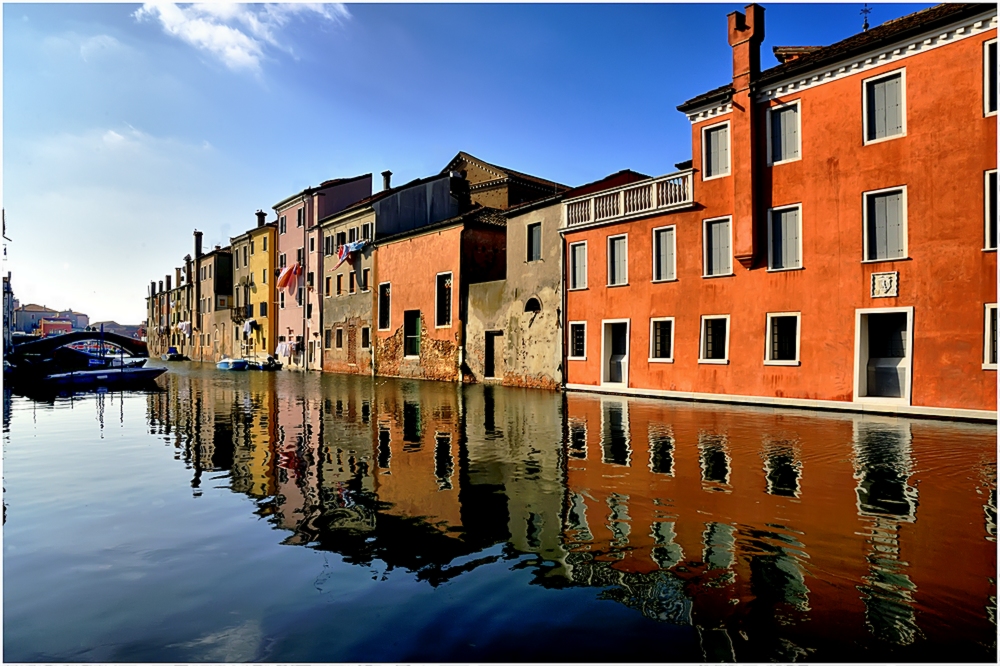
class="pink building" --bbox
[274,175,372,370]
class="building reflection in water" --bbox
[144,374,996,661]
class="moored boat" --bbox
[43,366,166,389]
[248,356,282,371]
[217,358,249,371]
[161,346,188,361]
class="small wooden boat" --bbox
[161,346,188,362]
[217,358,249,371]
[248,356,282,371]
[44,366,166,389]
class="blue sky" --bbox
[3,2,932,324]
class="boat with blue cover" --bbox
[217,358,249,371]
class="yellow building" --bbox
[247,215,277,360]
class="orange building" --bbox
[561,3,997,421]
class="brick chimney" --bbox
[159,280,164,293]
[193,231,203,331]
[150,281,157,297]
[256,210,267,227]
[175,267,182,287]
[382,170,393,191]
[165,274,172,291]
[194,230,203,259]
[728,4,764,269]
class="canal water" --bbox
[3,362,996,662]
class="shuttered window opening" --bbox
[651,319,673,360]
[770,104,800,163]
[987,40,997,115]
[570,243,587,289]
[361,327,370,349]
[769,207,801,270]
[987,171,997,250]
[436,273,452,327]
[324,328,332,349]
[653,228,675,281]
[335,328,343,349]
[768,315,798,361]
[608,236,628,286]
[866,72,904,141]
[403,310,421,357]
[865,190,905,261]
[527,223,542,262]
[701,317,728,361]
[703,124,730,178]
[704,218,731,276]
[378,284,391,330]
[991,307,998,366]
[569,323,586,358]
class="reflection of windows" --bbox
[377,424,391,469]
[651,521,684,569]
[762,441,801,497]
[699,433,731,488]
[852,420,916,521]
[568,418,587,459]
[607,493,631,546]
[403,401,421,446]
[648,424,674,475]
[434,432,453,490]
[601,401,630,466]
[702,522,736,570]
[565,493,593,542]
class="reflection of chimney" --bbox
[728,3,764,269]
[381,170,392,191]
[165,275,172,291]
[194,230,203,259]
[256,210,267,227]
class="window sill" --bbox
[764,359,800,366]
[766,266,804,273]
[568,356,587,361]
[853,396,911,405]
[863,132,906,147]
[606,282,629,288]
[568,286,589,292]
[648,357,674,363]
[983,363,997,371]
[768,156,801,167]
[983,248,997,253]
[702,172,731,182]
[698,359,729,365]
[525,259,544,264]
[987,110,998,118]
[861,257,910,264]
[435,324,452,329]
[652,278,678,284]
[403,355,420,360]
[702,272,734,279]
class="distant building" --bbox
[3,272,14,348]
[14,304,58,333]
[90,321,143,338]
[57,309,89,330]
[39,318,73,336]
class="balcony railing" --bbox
[564,169,694,228]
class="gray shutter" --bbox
[719,220,731,273]
[869,74,902,140]
[884,191,902,258]
[615,238,627,283]
[868,191,903,260]
[718,126,729,174]
[783,107,799,159]
[663,229,675,280]
[776,208,800,268]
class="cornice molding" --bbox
[686,102,733,124]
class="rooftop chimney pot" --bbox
[382,170,393,191]
[256,210,267,227]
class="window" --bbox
[864,187,907,261]
[279,216,286,234]
[362,223,373,240]
[306,303,312,319]
[362,268,370,292]
[309,237,315,253]
[607,235,628,286]
[209,264,212,278]
[349,227,358,243]
[768,100,800,164]
[985,304,998,369]
[243,246,248,266]
[987,170,997,250]
[702,121,730,179]
[768,205,802,270]
[259,302,267,317]
[986,39,997,116]
[336,274,343,296]
[403,310,420,356]
[279,253,286,269]
[349,272,357,294]
[296,286,303,307]
[864,70,905,143]
[262,269,267,284]
[524,298,541,313]
[378,283,391,330]
[336,231,347,248]
[250,240,255,255]
[307,271,314,288]
[700,315,729,363]
[325,276,332,297]
[765,313,800,365]
[569,242,587,290]
[361,327,370,349]
[234,251,239,269]
[569,322,586,359]
[324,328,332,349]
[527,223,541,262]
[703,217,732,277]
[652,226,676,282]
[280,291,285,309]
[336,328,343,349]
[649,318,673,362]
[296,248,304,265]
[297,208,304,227]
[262,237,267,251]
[436,273,452,327]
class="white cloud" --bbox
[133,3,350,73]
[79,34,125,62]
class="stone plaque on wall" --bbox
[871,271,899,298]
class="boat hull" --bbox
[42,366,167,389]
[217,359,249,371]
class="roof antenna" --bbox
[861,3,871,31]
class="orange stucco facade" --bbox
[563,5,996,418]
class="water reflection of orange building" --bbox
[562,392,995,653]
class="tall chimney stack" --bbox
[256,210,267,227]
[194,230,204,259]
[176,267,182,286]
[150,281,157,297]
[727,3,765,269]
[165,275,172,291]
[382,170,393,191]
[159,280,164,294]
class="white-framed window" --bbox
[863,186,907,262]
[377,282,391,331]
[335,327,343,349]
[649,317,674,363]
[767,99,801,165]
[569,241,587,290]
[435,272,452,328]
[701,120,731,180]
[279,215,286,234]
[699,315,730,364]
[279,291,285,309]
[607,234,628,286]
[986,169,997,251]
[768,204,802,271]
[652,226,676,282]
[296,208,305,227]
[985,303,997,369]
[765,312,801,366]
[863,68,906,144]
[702,216,733,277]
[986,38,997,117]
[527,222,542,262]
[568,321,587,360]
